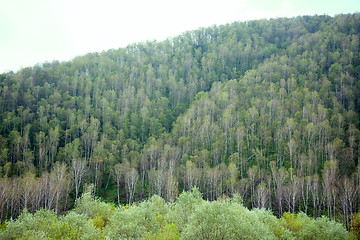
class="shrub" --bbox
[284,212,348,240]
[282,212,304,232]
[170,187,204,232]
[0,209,58,239]
[181,200,278,240]
[105,205,147,239]
[351,213,360,239]
[74,184,114,229]
[142,223,181,240]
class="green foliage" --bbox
[0,209,54,239]
[300,215,347,240]
[0,191,352,239]
[142,223,181,240]
[1,13,360,225]
[282,212,348,240]
[140,195,170,232]
[252,209,293,240]
[0,209,102,240]
[106,195,170,239]
[59,212,102,240]
[351,213,360,239]
[181,200,278,239]
[74,185,114,229]
[282,212,304,232]
[170,187,204,231]
[105,204,147,239]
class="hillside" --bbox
[0,13,359,228]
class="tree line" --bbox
[0,13,359,227]
[0,187,351,239]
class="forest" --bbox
[0,13,360,238]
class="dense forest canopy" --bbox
[0,13,360,234]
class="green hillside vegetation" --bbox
[0,13,360,236]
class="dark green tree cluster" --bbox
[0,13,359,227]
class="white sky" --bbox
[0,0,359,73]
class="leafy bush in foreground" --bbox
[0,209,101,240]
[0,189,349,239]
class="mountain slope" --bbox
[0,13,359,223]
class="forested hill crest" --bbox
[0,13,359,226]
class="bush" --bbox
[282,212,347,240]
[0,209,57,240]
[351,213,360,239]
[0,191,350,240]
[0,209,102,240]
[60,212,102,239]
[142,223,181,240]
[181,200,278,240]
[170,187,204,232]
[74,184,114,229]
[105,204,147,239]
[282,212,304,232]
[306,215,347,240]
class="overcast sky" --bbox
[0,0,359,73]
